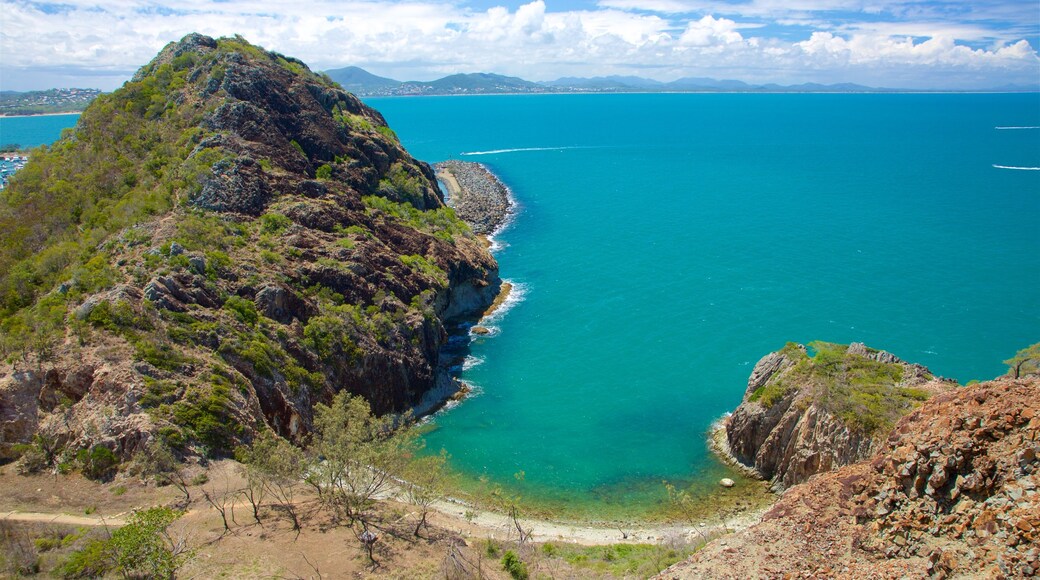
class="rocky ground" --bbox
[435,160,513,235]
[660,376,1040,579]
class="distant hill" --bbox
[323,66,401,94]
[408,72,546,94]
[319,66,1036,96]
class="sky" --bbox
[1,0,1038,91]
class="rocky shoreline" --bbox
[434,160,513,235]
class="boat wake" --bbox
[992,164,1040,171]
[461,146,588,156]
[994,126,1040,130]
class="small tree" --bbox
[1005,342,1040,379]
[241,431,306,533]
[108,507,190,579]
[200,463,238,535]
[139,440,193,505]
[403,449,449,537]
[307,392,413,523]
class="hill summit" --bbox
[0,33,500,463]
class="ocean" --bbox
[0,113,81,149]
[5,94,1038,518]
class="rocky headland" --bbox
[717,341,955,490]
[434,160,513,236]
[0,34,501,465]
[663,374,1040,578]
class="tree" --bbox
[200,463,237,535]
[240,431,306,533]
[108,507,190,579]
[1005,342,1040,379]
[139,440,193,505]
[306,392,413,523]
[402,449,449,537]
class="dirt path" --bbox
[1,510,126,527]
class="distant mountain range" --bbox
[323,66,1040,96]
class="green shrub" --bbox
[501,550,528,580]
[76,445,119,481]
[315,164,332,180]
[259,212,292,235]
[223,295,258,326]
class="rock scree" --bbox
[434,160,513,236]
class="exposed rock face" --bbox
[722,342,952,489]
[0,34,500,463]
[661,376,1040,579]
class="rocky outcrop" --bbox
[0,34,501,463]
[721,342,952,490]
[434,160,512,235]
[662,376,1040,579]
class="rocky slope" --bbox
[662,375,1040,578]
[719,342,955,490]
[0,34,500,465]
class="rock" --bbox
[721,343,952,489]
[191,157,271,215]
[434,160,512,235]
[254,284,312,324]
[188,254,206,275]
[720,478,736,488]
[471,326,491,335]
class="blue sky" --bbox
[1,0,1037,90]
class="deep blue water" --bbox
[5,95,1038,516]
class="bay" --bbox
[368,93,1040,516]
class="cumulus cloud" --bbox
[0,0,1036,90]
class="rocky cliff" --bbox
[720,342,954,489]
[0,34,500,465]
[662,375,1040,578]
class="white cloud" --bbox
[679,15,744,46]
[0,0,1036,90]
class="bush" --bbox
[315,164,332,180]
[259,212,292,235]
[501,550,528,580]
[223,295,258,326]
[77,445,119,481]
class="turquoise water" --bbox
[0,113,80,148]
[6,95,1039,516]
[368,93,1040,515]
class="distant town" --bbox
[0,88,102,116]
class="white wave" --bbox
[993,164,1040,171]
[462,355,485,370]
[461,146,588,156]
[481,280,527,324]
[995,126,1040,130]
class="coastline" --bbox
[0,111,83,119]
[414,161,518,418]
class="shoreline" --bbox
[413,161,518,418]
[0,111,83,119]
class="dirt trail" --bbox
[1,510,126,527]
